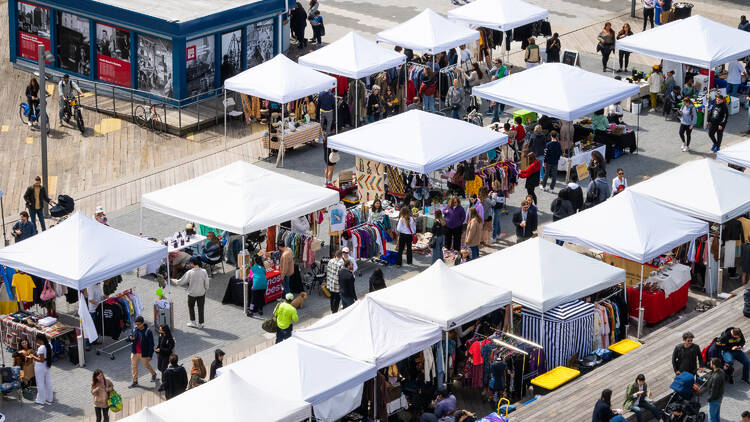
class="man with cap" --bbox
[421,385,457,422]
[274,293,298,343]
[94,205,108,225]
[278,241,295,296]
[57,74,82,124]
[171,257,209,329]
[341,247,358,273]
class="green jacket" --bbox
[274,302,299,330]
[622,381,648,411]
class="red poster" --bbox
[17,1,50,62]
[18,31,50,62]
[186,45,196,61]
[264,270,283,303]
[97,55,131,87]
[96,22,131,87]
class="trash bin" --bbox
[673,3,693,20]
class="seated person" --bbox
[590,109,609,131]
[606,102,624,124]
[664,86,683,116]
[200,231,223,265]
[537,114,560,132]
[665,403,686,422]
[169,250,192,278]
[682,79,697,98]
[420,385,457,422]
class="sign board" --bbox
[575,163,589,181]
[96,22,131,87]
[355,156,386,203]
[562,49,579,67]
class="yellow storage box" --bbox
[530,366,580,391]
[609,339,642,355]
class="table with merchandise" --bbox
[0,312,75,351]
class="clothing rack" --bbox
[490,338,528,355]
[500,331,543,349]
[594,288,623,305]
[95,288,135,360]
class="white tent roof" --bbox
[376,9,480,54]
[327,110,507,173]
[152,368,311,422]
[472,63,640,121]
[447,0,548,31]
[616,15,750,69]
[454,238,625,312]
[298,32,406,79]
[368,260,512,329]
[119,408,168,422]
[293,296,442,369]
[542,191,708,264]
[717,139,750,170]
[224,54,336,103]
[629,159,750,223]
[0,212,166,291]
[141,161,339,235]
[218,337,375,405]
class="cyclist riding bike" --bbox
[58,73,82,125]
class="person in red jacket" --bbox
[519,152,541,204]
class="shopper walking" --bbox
[187,357,207,389]
[546,33,561,63]
[290,2,308,49]
[672,331,704,375]
[524,38,541,69]
[465,208,482,259]
[91,369,114,422]
[678,100,697,152]
[616,24,633,72]
[338,260,357,309]
[592,389,626,422]
[611,168,628,196]
[366,84,382,123]
[698,358,726,422]
[248,255,268,316]
[642,0,655,31]
[542,131,562,192]
[326,250,344,313]
[396,206,416,266]
[479,187,493,245]
[512,200,537,244]
[519,152,541,205]
[597,23,616,72]
[659,0,673,24]
[171,256,209,329]
[33,333,54,404]
[648,67,663,112]
[158,354,187,400]
[490,180,504,242]
[708,96,729,152]
[128,316,157,388]
[318,89,335,135]
[274,293,299,343]
[443,196,466,253]
[23,176,53,232]
[431,209,446,263]
[446,79,463,119]
[622,374,660,422]
[419,68,437,113]
[155,324,175,380]
[209,349,225,380]
[278,241,295,296]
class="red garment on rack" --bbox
[335,75,349,96]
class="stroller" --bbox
[661,372,707,422]
[49,194,75,226]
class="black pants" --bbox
[526,186,537,206]
[330,291,341,313]
[601,46,612,71]
[618,51,630,70]
[446,226,462,251]
[187,295,205,324]
[294,28,307,47]
[708,123,724,148]
[542,167,558,190]
[679,124,693,146]
[250,288,266,314]
[397,233,412,265]
[312,26,322,44]
[95,407,109,422]
[643,8,654,31]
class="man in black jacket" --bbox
[338,260,357,309]
[566,172,584,213]
[672,331,704,375]
[128,316,157,388]
[290,2,307,49]
[22,176,53,232]
[512,200,538,243]
[716,327,748,383]
[698,358,726,422]
[707,96,728,152]
[159,354,188,400]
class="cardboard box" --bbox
[336,170,354,187]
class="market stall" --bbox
[223,54,336,166]
[542,191,708,336]
[717,138,750,169]
[0,212,167,366]
[218,338,376,422]
[556,143,605,172]
[572,125,637,161]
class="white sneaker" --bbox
[187,321,198,328]
[680,144,686,151]
[542,186,549,192]
[197,323,204,329]
[649,108,655,112]
[685,146,689,152]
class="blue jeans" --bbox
[609,416,627,422]
[727,83,739,98]
[275,325,292,344]
[631,401,661,422]
[341,295,356,309]
[492,208,503,238]
[450,107,460,119]
[708,399,721,422]
[431,235,444,263]
[283,276,290,295]
[469,246,479,259]
[420,413,438,422]
[29,208,46,231]
[367,113,380,123]
[423,95,435,112]
[722,349,750,381]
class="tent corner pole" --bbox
[242,234,248,314]
[223,88,227,143]
[444,333,449,385]
[276,103,285,168]
[717,223,723,297]
[138,206,143,236]
[636,111,640,154]
[404,63,408,113]
[356,82,359,128]
[637,264,644,338]
[373,374,377,422]
[334,80,339,135]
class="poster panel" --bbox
[17,1,50,62]
[96,22,131,87]
[186,35,215,96]
[138,34,173,97]
[56,12,90,76]
[246,19,273,69]
[220,29,242,85]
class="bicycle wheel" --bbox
[133,105,147,128]
[150,113,163,133]
[19,104,31,126]
[75,109,85,134]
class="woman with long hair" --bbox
[431,209,446,263]
[396,206,415,266]
[443,195,466,252]
[368,199,385,224]
[91,369,114,422]
[25,77,40,119]
[369,268,386,292]
[478,187,493,245]
[616,23,633,72]
[249,254,268,316]
[465,208,482,259]
[155,324,175,380]
[33,332,53,404]
[200,231,222,265]
[490,180,505,242]
[597,22,616,72]
[592,388,626,422]
[187,357,207,389]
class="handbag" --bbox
[262,304,280,333]
[40,280,56,302]
[409,220,418,244]
[108,390,123,413]
[328,151,340,163]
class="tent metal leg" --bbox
[356,82,359,128]
[223,88,227,141]
[404,63,408,112]
[242,234,248,314]
[637,264,644,338]
[373,375,377,421]
[717,224,723,296]
[277,104,285,167]
[636,111,640,154]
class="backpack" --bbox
[701,338,716,364]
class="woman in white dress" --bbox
[33,333,54,404]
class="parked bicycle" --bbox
[60,94,85,134]
[133,103,164,132]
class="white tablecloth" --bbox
[646,263,691,298]
[557,144,606,172]
[139,234,206,276]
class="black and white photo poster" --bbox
[220,29,241,85]
[186,35,215,96]
[17,1,50,62]
[96,22,131,87]
[137,34,172,97]
[246,19,273,69]
[56,12,90,75]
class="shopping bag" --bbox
[262,304,279,333]
[40,280,56,302]
[108,390,123,413]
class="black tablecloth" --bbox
[222,277,247,307]
[573,125,637,161]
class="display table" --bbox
[139,233,206,275]
[264,122,323,153]
[573,126,637,161]
[0,312,75,351]
[627,281,690,324]
[221,268,283,307]
[557,144,606,172]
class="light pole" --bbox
[37,44,53,217]
[631,0,636,18]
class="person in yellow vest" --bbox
[274,293,299,344]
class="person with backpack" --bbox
[586,168,610,206]
[550,189,574,245]
[158,354,188,400]
[672,331,704,375]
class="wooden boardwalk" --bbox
[508,290,750,421]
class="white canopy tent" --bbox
[299,31,406,79]
[326,110,508,174]
[152,368,312,422]
[218,338,376,421]
[447,0,548,32]
[368,260,512,329]
[293,295,442,369]
[629,159,750,224]
[616,15,750,69]
[118,408,168,422]
[717,138,750,170]
[454,238,625,313]
[376,9,479,55]
[223,54,337,165]
[141,161,339,235]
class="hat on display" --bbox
[342,247,350,253]
[95,205,104,214]
[156,288,163,297]
[285,293,294,301]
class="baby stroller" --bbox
[661,372,706,422]
[50,194,74,218]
